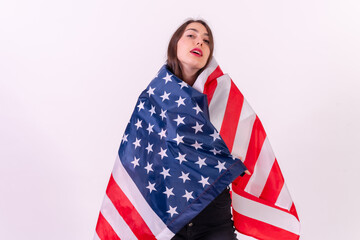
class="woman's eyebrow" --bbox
[185,28,209,36]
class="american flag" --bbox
[94,64,247,239]
[193,58,301,239]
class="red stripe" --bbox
[203,77,217,104]
[207,65,223,83]
[95,212,121,240]
[290,203,299,221]
[219,81,244,152]
[259,159,285,204]
[233,211,300,240]
[234,116,267,190]
[106,174,156,240]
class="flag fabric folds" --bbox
[94,64,247,240]
[193,58,301,240]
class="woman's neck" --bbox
[181,66,198,86]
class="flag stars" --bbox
[160,167,171,179]
[199,176,210,188]
[131,157,140,168]
[215,160,227,172]
[145,143,153,154]
[182,190,194,201]
[167,205,178,217]
[121,134,128,144]
[192,122,204,134]
[146,86,155,97]
[163,73,173,84]
[146,123,154,134]
[137,101,145,112]
[210,130,221,141]
[173,133,184,145]
[210,148,221,155]
[175,153,187,164]
[175,96,186,107]
[195,157,207,168]
[191,140,203,150]
[134,119,143,130]
[178,81,188,89]
[133,138,141,149]
[163,187,175,198]
[193,103,203,115]
[160,109,167,120]
[149,105,156,116]
[158,128,167,139]
[174,115,185,126]
[144,162,153,174]
[146,181,156,193]
[158,147,168,159]
[179,171,190,183]
[160,91,171,102]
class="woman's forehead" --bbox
[185,22,209,35]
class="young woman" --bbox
[167,19,249,240]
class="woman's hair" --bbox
[167,19,214,80]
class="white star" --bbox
[191,140,203,150]
[144,162,153,174]
[195,157,207,168]
[175,96,186,107]
[160,109,167,120]
[137,101,145,111]
[210,130,221,141]
[193,103,203,115]
[149,105,156,116]
[167,205,178,217]
[134,119,143,129]
[198,176,210,188]
[160,91,171,102]
[179,171,190,183]
[160,167,171,179]
[173,133,184,145]
[175,153,187,164]
[192,121,204,134]
[173,115,185,126]
[146,181,156,193]
[215,160,227,172]
[163,187,175,198]
[145,143,153,153]
[178,81,188,89]
[131,157,140,168]
[158,128,167,139]
[158,147,168,159]
[121,134,128,143]
[182,190,194,201]
[146,123,154,134]
[210,148,221,155]
[163,73,173,84]
[146,86,155,97]
[132,138,141,149]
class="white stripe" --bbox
[231,99,256,161]
[100,194,137,239]
[275,183,293,210]
[193,57,218,93]
[112,156,175,240]
[244,137,275,197]
[93,232,100,240]
[232,192,300,235]
[208,75,232,131]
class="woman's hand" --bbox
[236,156,251,175]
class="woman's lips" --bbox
[190,48,203,57]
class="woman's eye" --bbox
[204,39,210,44]
[186,34,195,38]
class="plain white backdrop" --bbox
[1,0,359,239]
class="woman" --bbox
[167,19,249,240]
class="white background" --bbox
[1,0,359,239]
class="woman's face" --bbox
[177,22,211,73]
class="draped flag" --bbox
[193,58,301,239]
[94,64,247,240]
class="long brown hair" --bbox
[167,19,214,80]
